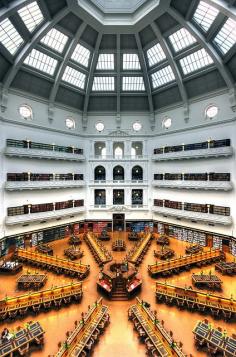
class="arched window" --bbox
[132,166,143,181]
[113,166,124,181]
[114,146,123,159]
[94,166,106,181]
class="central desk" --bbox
[129,297,186,357]
[148,249,224,277]
[156,282,236,320]
[54,297,109,357]
[15,248,90,279]
[0,282,83,321]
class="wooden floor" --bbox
[1,232,236,357]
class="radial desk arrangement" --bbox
[155,282,236,319]
[54,297,109,357]
[148,249,225,277]
[129,297,186,357]
[127,232,152,265]
[0,282,83,321]
[84,233,112,265]
[14,248,90,279]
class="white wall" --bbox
[0,89,235,239]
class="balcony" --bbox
[152,139,233,161]
[5,180,85,191]
[152,180,233,191]
[90,204,149,211]
[90,180,148,186]
[5,139,85,161]
[6,206,85,226]
[89,155,148,162]
[152,206,232,226]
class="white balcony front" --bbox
[152,206,232,226]
[152,180,233,191]
[5,180,85,191]
[5,206,85,226]
[89,155,148,162]
[90,180,148,186]
[90,204,149,211]
[5,147,85,161]
[152,146,233,161]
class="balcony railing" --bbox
[5,139,85,161]
[5,173,85,191]
[90,180,147,186]
[90,204,148,211]
[90,155,148,161]
[153,199,232,226]
[152,139,233,161]
[6,200,84,225]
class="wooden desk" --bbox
[54,297,109,357]
[185,244,203,255]
[98,230,110,241]
[15,248,90,279]
[192,273,222,290]
[0,261,23,274]
[156,282,236,320]
[128,232,139,241]
[0,321,44,357]
[148,249,225,277]
[112,239,126,251]
[193,321,236,357]
[85,233,112,266]
[154,247,174,260]
[64,247,84,260]
[156,235,170,246]
[69,235,82,245]
[129,297,186,357]
[0,282,83,322]
[127,233,152,265]
[215,261,236,275]
[17,273,47,290]
[36,244,53,256]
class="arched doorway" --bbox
[94,166,106,181]
[112,214,125,231]
[132,165,143,181]
[113,166,124,181]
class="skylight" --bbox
[71,43,90,67]
[123,54,141,70]
[96,54,114,70]
[40,28,68,53]
[0,18,23,55]
[179,48,213,75]
[169,28,196,52]
[147,43,166,67]
[18,1,44,33]
[122,77,145,91]
[151,65,175,89]
[213,18,236,55]
[92,77,115,91]
[193,1,219,32]
[62,66,86,89]
[24,49,58,75]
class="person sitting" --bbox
[1,328,10,342]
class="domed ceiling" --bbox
[0,0,235,116]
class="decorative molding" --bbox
[152,206,232,226]
[5,207,85,226]
[152,146,233,161]
[108,129,129,137]
[5,147,85,162]
[152,180,233,191]
[5,180,85,191]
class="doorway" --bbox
[113,214,125,231]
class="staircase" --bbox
[111,278,128,301]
